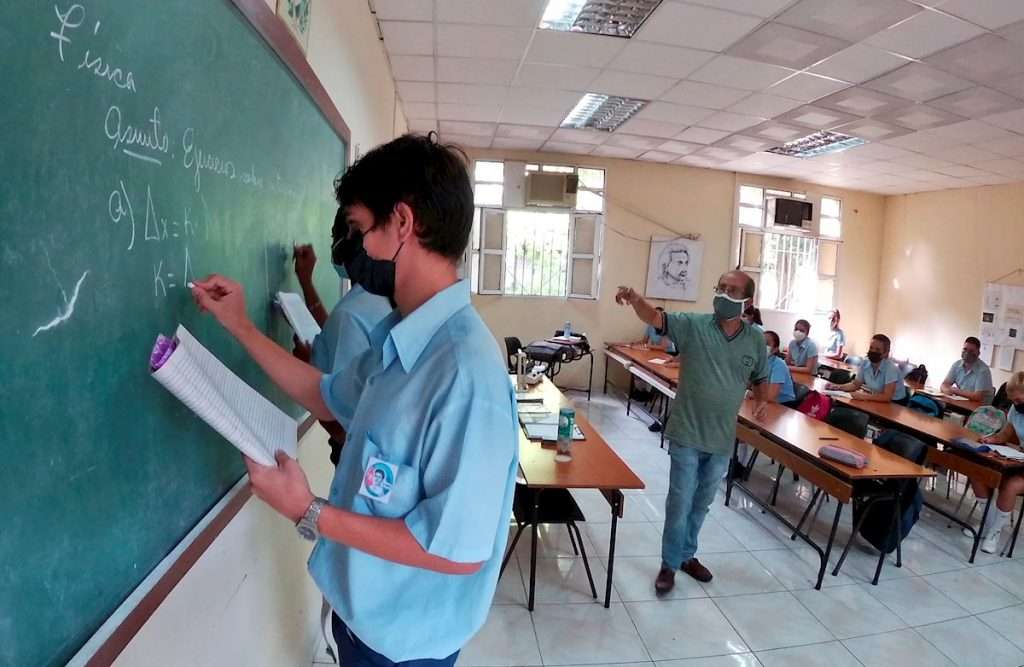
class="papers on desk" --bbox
[949,438,1024,461]
[648,358,668,365]
[516,391,544,403]
[920,387,969,401]
[547,335,582,345]
[523,423,585,441]
[518,412,556,425]
[516,402,550,414]
[945,395,970,402]
[989,445,1024,461]
[822,390,853,399]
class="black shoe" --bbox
[648,421,663,433]
[655,567,675,594]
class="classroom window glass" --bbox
[503,210,570,297]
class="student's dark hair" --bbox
[872,333,892,353]
[334,132,473,261]
[831,309,841,321]
[764,330,780,349]
[795,318,811,331]
[655,306,665,312]
[743,306,763,325]
[965,336,981,349]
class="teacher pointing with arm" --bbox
[615,270,769,595]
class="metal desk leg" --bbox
[970,495,994,564]
[818,501,844,590]
[603,354,610,395]
[873,491,902,585]
[725,439,738,507]
[626,375,635,416]
[605,491,622,608]
[587,351,594,401]
[528,490,541,611]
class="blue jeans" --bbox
[331,614,460,667]
[661,444,730,569]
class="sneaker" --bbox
[648,421,663,433]
[981,528,1002,554]
[655,567,675,594]
[681,558,713,583]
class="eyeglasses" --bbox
[713,285,747,299]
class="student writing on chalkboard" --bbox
[190,133,518,666]
[291,209,392,466]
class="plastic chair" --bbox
[825,406,870,439]
[846,355,864,367]
[504,336,523,374]
[965,406,1007,438]
[994,382,1011,412]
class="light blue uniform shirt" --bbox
[768,354,796,404]
[826,327,846,357]
[645,323,677,354]
[309,284,392,376]
[857,358,907,402]
[311,281,519,662]
[943,359,995,404]
[788,337,819,374]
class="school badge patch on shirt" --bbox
[358,456,397,503]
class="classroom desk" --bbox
[818,358,858,375]
[794,371,1024,562]
[730,401,935,588]
[516,376,646,610]
[909,381,983,416]
[604,343,679,391]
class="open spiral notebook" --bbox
[150,325,297,466]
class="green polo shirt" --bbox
[664,312,768,455]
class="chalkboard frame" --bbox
[72,0,352,663]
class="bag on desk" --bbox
[796,391,833,421]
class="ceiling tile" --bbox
[438,120,495,137]
[374,0,433,21]
[768,72,849,102]
[657,140,703,155]
[407,118,438,133]
[727,22,850,70]
[727,93,804,117]
[892,153,955,169]
[525,30,627,68]
[618,118,689,138]
[694,146,751,161]
[696,111,765,132]
[496,124,553,140]
[975,134,1024,157]
[635,2,763,52]
[542,141,596,155]
[436,103,501,122]
[603,134,665,151]
[748,121,808,142]
[635,101,715,125]
[925,34,1024,85]
[685,0,798,18]
[816,87,910,115]
[971,158,1024,177]
[850,143,917,160]
[436,25,532,60]
[716,134,776,152]
[592,145,645,159]
[403,101,437,119]
[661,81,749,109]
[809,44,910,84]
[506,87,582,110]
[925,119,1015,142]
[776,0,922,42]
[391,55,435,81]
[608,42,716,80]
[689,56,795,92]
[498,104,569,126]
[937,0,1024,30]
[589,70,678,100]
[873,104,965,130]
[436,0,546,26]
[925,144,1001,165]
[933,164,996,178]
[929,86,1022,119]
[864,8,986,59]
[676,127,732,144]
[514,63,601,90]
[491,136,546,150]
[833,118,912,141]
[550,128,609,145]
[775,105,861,129]
[396,80,436,103]
[992,73,1024,100]
[440,132,493,148]
[982,108,1024,134]
[380,21,435,56]
[864,63,973,102]
[437,57,518,84]
[639,150,685,162]
[436,83,508,105]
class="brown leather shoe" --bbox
[654,566,675,594]
[681,558,713,582]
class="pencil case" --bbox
[819,445,868,468]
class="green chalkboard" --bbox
[0,2,346,665]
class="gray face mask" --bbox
[713,293,745,320]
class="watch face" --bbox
[297,524,317,541]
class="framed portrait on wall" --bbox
[277,0,313,52]
[645,236,704,302]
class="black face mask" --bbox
[866,351,883,364]
[334,232,397,306]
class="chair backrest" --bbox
[966,405,1008,437]
[907,393,943,418]
[504,336,522,373]
[994,382,1011,412]
[792,382,811,406]
[825,406,870,439]
[826,369,854,385]
[846,354,864,367]
[874,429,928,465]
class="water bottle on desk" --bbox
[555,407,575,462]
[563,321,572,339]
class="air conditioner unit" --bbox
[525,172,578,207]
[767,196,813,232]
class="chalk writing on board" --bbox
[153,247,194,298]
[33,251,89,337]
[52,3,139,93]
[77,36,137,93]
[182,127,236,192]
[105,105,168,165]
[108,179,137,251]
[50,3,84,63]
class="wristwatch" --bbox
[296,497,328,541]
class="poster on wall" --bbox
[980,282,1024,349]
[645,236,704,302]
[278,0,313,52]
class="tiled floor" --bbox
[313,392,1024,667]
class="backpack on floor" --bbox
[854,486,923,554]
[797,391,833,421]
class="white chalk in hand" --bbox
[187,282,196,289]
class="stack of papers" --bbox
[649,358,668,365]
[519,412,556,425]
[989,445,1024,461]
[522,423,585,441]
[516,402,550,414]
[822,390,853,399]
[516,391,544,403]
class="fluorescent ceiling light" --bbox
[561,93,648,131]
[767,130,866,158]
[539,0,662,38]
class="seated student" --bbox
[637,306,677,354]
[968,371,1024,553]
[941,336,995,404]
[786,319,818,375]
[292,213,393,465]
[824,309,846,360]
[827,333,907,404]
[763,330,796,405]
[742,306,764,331]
